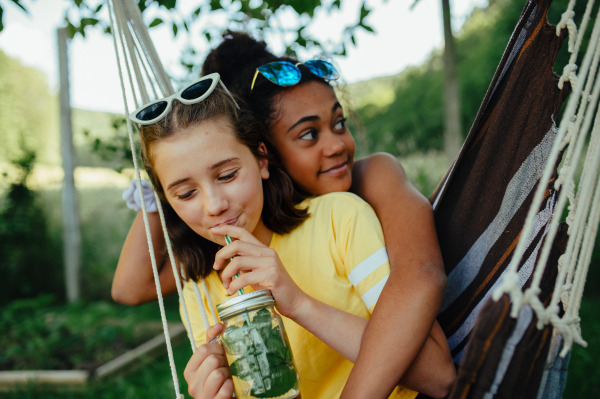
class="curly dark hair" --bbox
[139,89,309,281]
[201,31,331,133]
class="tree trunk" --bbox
[58,27,82,303]
[441,0,462,165]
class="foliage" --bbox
[82,116,135,173]
[563,298,600,397]
[2,321,191,398]
[58,0,375,79]
[354,0,600,157]
[0,49,59,165]
[0,295,166,371]
[0,149,64,305]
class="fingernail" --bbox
[210,226,220,232]
[227,288,232,295]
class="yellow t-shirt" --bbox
[181,192,418,399]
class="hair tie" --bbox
[122,178,158,213]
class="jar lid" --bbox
[216,290,275,319]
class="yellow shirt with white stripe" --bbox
[181,192,418,399]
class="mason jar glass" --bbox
[216,290,300,399]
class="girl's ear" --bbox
[258,142,270,180]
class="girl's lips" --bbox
[321,162,348,176]
[213,216,239,229]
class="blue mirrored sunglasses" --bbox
[250,60,340,91]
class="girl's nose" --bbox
[204,190,228,216]
[322,131,346,157]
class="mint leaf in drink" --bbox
[251,362,298,398]
[266,336,286,360]
[252,308,271,325]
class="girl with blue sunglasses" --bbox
[113,32,455,398]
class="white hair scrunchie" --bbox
[122,178,158,213]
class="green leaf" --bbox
[251,362,297,398]
[183,20,189,32]
[74,0,83,7]
[10,0,28,13]
[80,18,99,27]
[172,22,178,37]
[0,7,4,32]
[350,33,356,46]
[193,5,202,16]
[359,1,371,21]
[95,4,103,12]
[252,308,271,326]
[67,22,77,39]
[329,0,341,11]
[266,336,286,360]
[361,23,375,33]
[210,0,222,10]
[158,0,177,9]
[204,31,212,42]
[149,18,164,28]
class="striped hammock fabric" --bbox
[429,0,569,390]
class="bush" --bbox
[0,150,63,305]
[0,294,169,371]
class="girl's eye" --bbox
[177,190,194,200]
[218,169,238,181]
[299,130,317,140]
[335,118,347,131]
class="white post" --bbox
[57,27,81,303]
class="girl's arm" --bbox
[112,211,178,305]
[343,152,454,399]
[213,225,370,362]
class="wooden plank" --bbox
[0,370,89,389]
[94,323,187,380]
[0,323,187,389]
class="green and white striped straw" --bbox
[225,235,245,296]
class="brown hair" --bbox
[139,88,309,281]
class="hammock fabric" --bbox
[428,0,572,396]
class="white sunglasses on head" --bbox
[128,73,239,126]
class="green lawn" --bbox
[3,340,193,399]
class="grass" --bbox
[2,294,193,399]
[0,295,172,371]
[563,297,600,398]
[2,338,193,399]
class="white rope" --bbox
[107,1,183,397]
[116,4,150,104]
[113,1,140,109]
[134,43,159,100]
[557,0,596,89]
[494,4,600,317]
[520,37,600,325]
[542,73,600,325]
[556,5,599,191]
[121,0,173,95]
[560,123,600,353]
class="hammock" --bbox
[105,0,600,397]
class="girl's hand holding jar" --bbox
[211,224,307,320]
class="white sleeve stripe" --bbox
[361,275,389,309]
[348,247,389,287]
